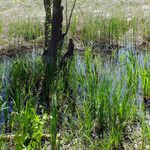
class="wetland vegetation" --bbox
[0,0,150,149]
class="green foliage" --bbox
[8,19,44,41]
[50,94,59,150]
[0,0,150,148]
[13,104,46,149]
[0,96,7,113]
[0,48,149,149]
[140,54,150,96]
[10,56,44,111]
[79,16,129,45]
[70,15,78,37]
[108,17,128,39]
[59,49,144,149]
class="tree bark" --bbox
[40,0,64,109]
[44,0,51,51]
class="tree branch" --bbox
[64,0,77,36]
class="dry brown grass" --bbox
[0,0,150,50]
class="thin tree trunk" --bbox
[44,0,51,51]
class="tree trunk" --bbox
[44,0,51,51]
[40,0,64,109]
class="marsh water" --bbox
[0,46,150,130]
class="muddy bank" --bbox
[0,36,149,59]
[0,44,32,57]
[0,37,44,57]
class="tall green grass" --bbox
[71,16,129,46]
[64,49,140,149]
[10,56,44,111]
[13,105,45,149]
[140,53,150,102]
[8,19,44,42]
[0,49,149,149]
